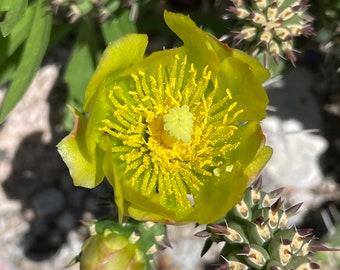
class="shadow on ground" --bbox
[1,79,114,261]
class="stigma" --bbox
[163,105,193,143]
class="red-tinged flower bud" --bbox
[80,232,146,270]
[77,219,167,270]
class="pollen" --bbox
[99,54,243,211]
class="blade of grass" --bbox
[0,1,36,66]
[0,0,52,123]
[63,19,101,109]
[62,19,101,130]
[0,0,28,37]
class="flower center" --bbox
[99,54,243,210]
[163,105,193,144]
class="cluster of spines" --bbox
[226,0,314,65]
[196,178,324,270]
[50,0,125,23]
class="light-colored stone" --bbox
[0,65,59,183]
[155,223,222,270]
[261,67,329,223]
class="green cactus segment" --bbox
[226,0,314,65]
[50,0,122,22]
[77,219,168,270]
[196,178,322,270]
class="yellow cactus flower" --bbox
[57,11,272,224]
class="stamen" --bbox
[100,54,243,210]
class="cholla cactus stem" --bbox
[199,178,339,269]
[225,0,314,66]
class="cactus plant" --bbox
[225,0,314,66]
[196,178,338,269]
[50,0,123,23]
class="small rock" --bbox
[262,116,327,190]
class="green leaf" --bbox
[48,21,75,49]
[63,19,101,111]
[0,1,35,65]
[0,0,28,37]
[100,10,137,45]
[0,1,35,87]
[0,46,22,86]
[0,0,52,123]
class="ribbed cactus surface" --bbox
[226,0,313,65]
[69,219,168,270]
[50,0,123,22]
[196,179,321,270]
